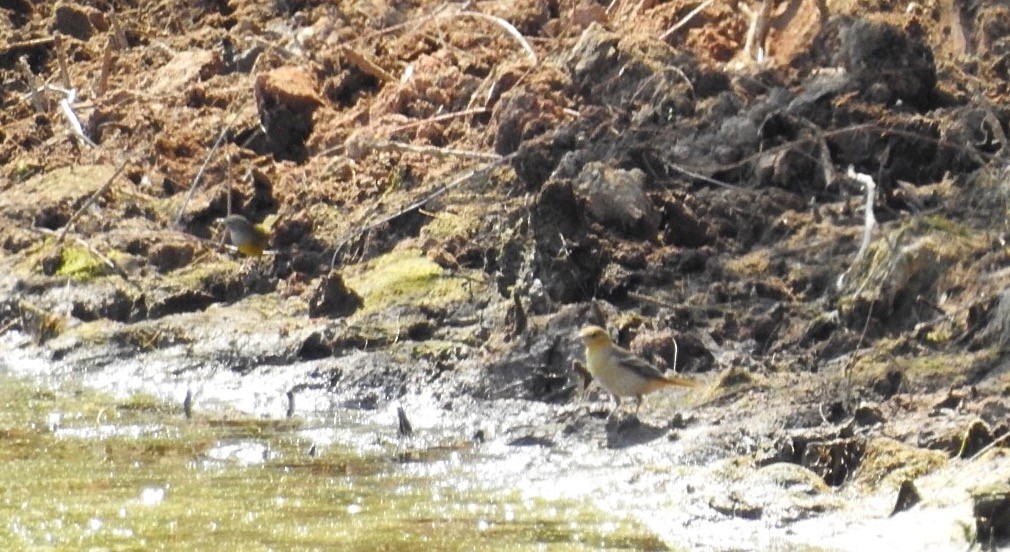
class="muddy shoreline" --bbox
[4,0,1010,549]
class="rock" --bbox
[802,437,865,486]
[149,50,221,96]
[2,165,119,229]
[41,280,137,323]
[605,415,671,449]
[566,24,695,118]
[972,482,1010,545]
[396,406,413,437]
[709,492,763,520]
[976,288,1010,350]
[853,403,886,426]
[464,302,607,401]
[149,241,196,273]
[254,67,325,161]
[977,398,1010,427]
[659,198,710,247]
[841,19,936,108]
[507,435,555,447]
[890,479,922,516]
[506,120,573,189]
[630,328,681,371]
[574,162,659,238]
[531,180,604,303]
[840,234,967,333]
[145,288,216,318]
[872,370,903,399]
[296,330,332,360]
[307,270,363,318]
[957,419,993,459]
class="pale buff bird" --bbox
[578,325,697,418]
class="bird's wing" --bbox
[611,347,668,380]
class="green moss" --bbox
[56,245,111,280]
[849,347,997,389]
[913,214,973,237]
[408,339,468,362]
[344,248,476,314]
[116,392,171,413]
[421,205,484,242]
[170,258,242,290]
[9,159,40,182]
[851,437,946,490]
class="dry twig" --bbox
[365,140,502,161]
[109,10,129,50]
[339,46,396,83]
[444,11,537,64]
[661,0,715,40]
[836,166,877,290]
[18,55,46,112]
[95,36,116,98]
[173,109,243,226]
[57,159,130,244]
[1,36,55,54]
[742,0,774,62]
[331,154,511,266]
[54,34,71,88]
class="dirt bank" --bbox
[3,0,1010,549]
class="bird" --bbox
[577,325,697,419]
[220,214,270,257]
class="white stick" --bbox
[55,87,97,148]
[837,166,877,289]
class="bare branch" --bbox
[330,155,511,267]
[173,109,243,227]
[18,55,46,112]
[57,158,130,244]
[661,0,715,41]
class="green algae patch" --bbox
[851,437,946,491]
[847,345,997,391]
[0,374,670,551]
[167,258,244,294]
[56,245,112,280]
[345,248,478,315]
[420,204,485,242]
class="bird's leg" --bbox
[606,395,622,423]
[633,395,643,417]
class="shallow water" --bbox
[0,373,669,551]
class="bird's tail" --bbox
[645,374,699,392]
